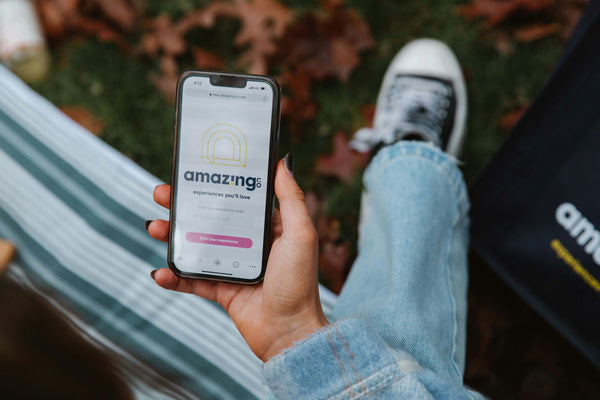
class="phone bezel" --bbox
[168,70,281,284]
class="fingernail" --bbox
[284,153,293,176]
[144,220,152,231]
[150,269,157,280]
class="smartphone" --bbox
[168,71,280,284]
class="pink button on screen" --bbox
[186,232,253,249]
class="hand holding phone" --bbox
[148,160,329,361]
[169,71,280,283]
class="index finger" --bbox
[153,184,171,209]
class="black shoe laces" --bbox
[381,75,454,146]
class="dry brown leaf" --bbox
[317,216,341,243]
[0,240,15,275]
[150,55,179,103]
[314,132,369,182]
[457,0,554,26]
[37,0,138,47]
[72,16,129,48]
[279,69,318,136]
[361,104,376,127]
[60,106,106,135]
[141,14,187,57]
[498,104,528,132]
[554,0,589,40]
[230,0,294,74]
[514,22,560,41]
[275,5,374,81]
[36,0,80,40]
[318,241,351,294]
[304,191,323,223]
[192,48,225,70]
[93,0,137,31]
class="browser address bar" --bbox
[185,88,268,103]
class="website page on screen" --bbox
[172,76,274,280]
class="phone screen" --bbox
[169,73,279,282]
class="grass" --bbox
[32,0,564,252]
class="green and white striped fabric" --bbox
[0,65,337,400]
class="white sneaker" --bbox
[350,38,468,158]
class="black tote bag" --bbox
[470,0,600,368]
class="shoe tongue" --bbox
[392,120,442,147]
[381,75,454,147]
[395,129,438,144]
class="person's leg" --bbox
[332,141,470,385]
[334,38,470,387]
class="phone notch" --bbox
[209,74,247,88]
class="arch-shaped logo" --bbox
[201,123,247,167]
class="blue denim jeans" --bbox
[264,142,482,399]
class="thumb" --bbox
[274,154,314,236]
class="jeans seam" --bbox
[326,359,422,400]
[445,217,464,381]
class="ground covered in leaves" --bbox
[31,0,599,398]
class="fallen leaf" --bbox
[36,0,79,40]
[279,69,318,136]
[360,104,376,128]
[304,190,323,223]
[498,104,528,132]
[0,239,15,275]
[230,0,295,74]
[92,0,137,31]
[59,106,106,135]
[141,14,187,57]
[150,55,179,102]
[554,0,589,40]
[514,22,560,42]
[192,47,225,70]
[317,216,341,243]
[492,31,514,55]
[318,241,351,294]
[456,0,554,26]
[314,132,369,182]
[274,4,374,81]
[72,16,129,49]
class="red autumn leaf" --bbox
[36,0,80,40]
[37,0,138,47]
[279,69,318,135]
[59,106,106,135]
[72,16,129,49]
[457,0,554,26]
[314,132,369,182]
[141,14,187,57]
[514,22,560,42]
[230,0,294,74]
[192,47,225,70]
[0,239,16,275]
[92,0,137,31]
[498,104,528,132]
[317,216,341,243]
[304,191,323,223]
[150,55,179,103]
[274,4,374,81]
[361,104,376,128]
[318,240,351,294]
[178,0,293,74]
[555,0,589,40]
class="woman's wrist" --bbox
[261,315,329,362]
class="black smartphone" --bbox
[168,71,281,284]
